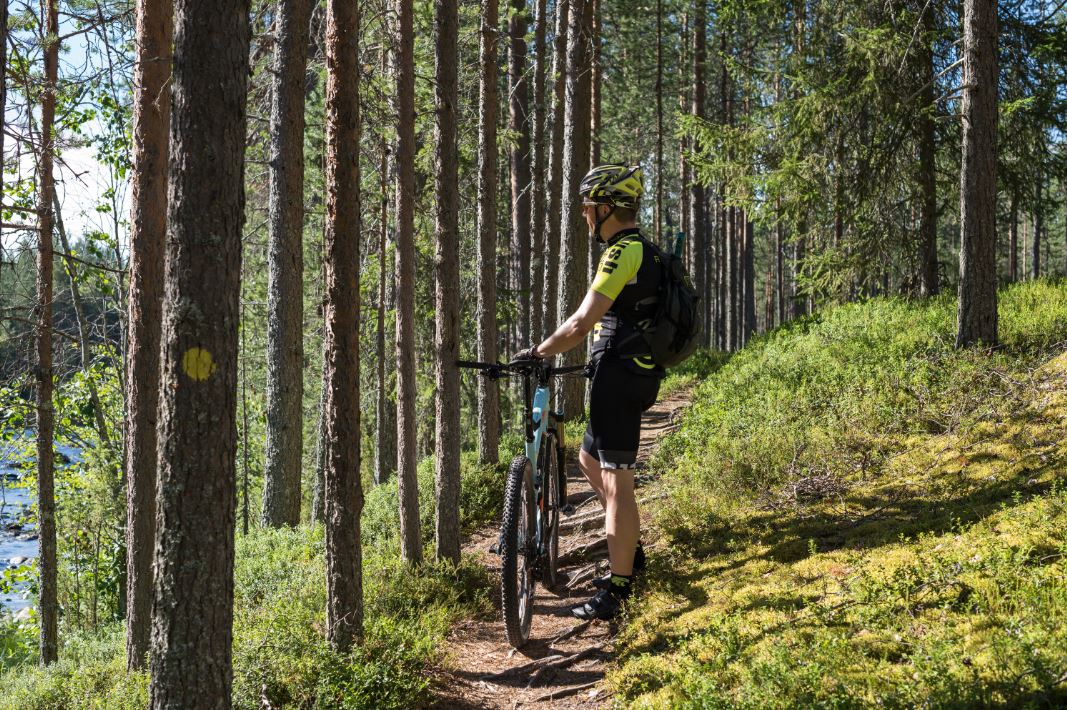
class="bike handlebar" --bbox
[456,359,589,380]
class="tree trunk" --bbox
[434,0,462,563]
[509,0,532,349]
[557,0,592,417]
[775,197,784,326]
[393,0,422,564]
[544,0,569,336]
[262,0,312,528]
[678,13,689,246]
[375,103,396,486]
[149,0,250,702]
[917,8,939,297]
[955,0,998,348]
[654,0,663,241]
[322,0,363,650]
[589,0,601,166]
[587,0,601,283]
[476,0,501,465]
[1008,191,1017,282]
[311,357,328,524]
[1032,174,1042,280]
[35,0,59,666]
[530,0,548,342]
[743,215,756,343]
[689,0,706,326]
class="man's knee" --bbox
[600,468,635,501]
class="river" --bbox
[0,435,82,614]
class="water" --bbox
[0,433,83,613]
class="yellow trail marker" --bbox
[181,347,217,381]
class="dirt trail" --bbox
[427,386,694,709]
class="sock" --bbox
[634,542,646,572]
[608,572,633,598]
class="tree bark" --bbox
[375,94,395,486]
[394,0,422,564]
[434,0,462,563]
[544,0,569,336]
[689,0,706,325]
[322,0,363,650]
[262,0,312,528]
[35,0,59,666]
[1032,174,1042,280]
[1008,191,1017,282]
[955,0,998,348]
[775,197,784,326]
[557,0,592,417]
[149,0,250,702]
[509,0,532,349]
[530,0,547,342]
[654,0,663,241]
[743,215,756,343]
[917,8,939,297]
[476,0,501,465]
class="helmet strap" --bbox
[593,203,617,244]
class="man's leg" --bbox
[601,469,639,575]
[579,447,607,508]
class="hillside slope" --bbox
[611,281,1067,708]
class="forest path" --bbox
[426,385,695,709]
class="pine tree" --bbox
[262,0,314,528]
[322,0,363,650]
[149,0,251,702]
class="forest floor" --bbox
[426,385,694,709]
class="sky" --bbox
[2,9,132,255]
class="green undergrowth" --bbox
[0,459,498,709]
[612,279,1067,707]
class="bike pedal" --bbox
[561,503,576,516]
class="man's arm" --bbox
[534,289,613,358]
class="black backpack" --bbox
[628,237,702,368]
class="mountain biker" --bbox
[512,163,662,621]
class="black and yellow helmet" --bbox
[579,164,643,210]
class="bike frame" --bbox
[522,370,562,554]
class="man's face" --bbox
[582,201,604,238]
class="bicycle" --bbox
[457,358,588,647]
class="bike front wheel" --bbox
[541,431,565,589]
[500,454,536,647]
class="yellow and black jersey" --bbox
[589,228,664,376]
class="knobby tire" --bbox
[501,455,535,647]
[541,432,564,589]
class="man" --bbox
[513,163,663,620]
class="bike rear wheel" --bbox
[541,432,564,589]
[501,454,536,647]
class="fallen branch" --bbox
[559,509,605,533]
[484,654,565,680]
[528,680,601,703]
[559,537,608,566]
[547,620,591,645]
[564,563,601,590]
[525,643,608,688]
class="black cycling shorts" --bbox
[581,358,661,470]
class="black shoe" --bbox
[592,545,646,590]
[570,587,625,621]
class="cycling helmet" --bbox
[579,164,643,210]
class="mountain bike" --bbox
[457,358,588,647]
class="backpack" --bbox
[627,236,702,369]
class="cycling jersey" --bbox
[589,228,664,376]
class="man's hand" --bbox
[510,345,542,364]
